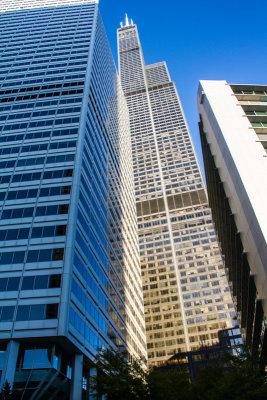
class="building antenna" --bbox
[125,13,130,27]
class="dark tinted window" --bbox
[16,305,30,321]
[18,228,30,239]
[7,277,20,291]
[42,226,55,237]
[6,230,18,240]
[56,225,66,236]
[30,305,45,320]
[46,304,58,319]
[49,274,61,288]
[21,276,35,290]
[1,306,15,322]
[0,278,7,291]
[53,248,64,260]
[31,227,42,238]
[34,275,49,289]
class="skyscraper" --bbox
[118,19,237,366]
[197,80,267,361]
[0,1,146,397]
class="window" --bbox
[16,303,58,321]
[34,275,49,289]
[22,348,52,369]
[21,274,61,290]
[0,306,15,322]
[46,304,58,319]
[0,251,25,264]
[30,305,45,320]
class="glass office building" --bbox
[118,20,237,366]
[0,1,146,398]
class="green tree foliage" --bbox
[148,367,193,400]
[91,350,267,400]
[90,349,150,400]
[193,353,267,400]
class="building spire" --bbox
[120,13,134,28]
[125,13,130,26]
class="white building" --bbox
[198,80,267,360]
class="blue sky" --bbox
[100,0,267,174]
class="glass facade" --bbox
[118,22,237,366]
[0,1,146,397]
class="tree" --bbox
[148,367,193,400]
[90,349,267,400]
[90,349,149,400]
[193,352,267,400]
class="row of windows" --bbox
[0,185,71,201]
[0,11,93,25]
[0,224,66,241]
[0,8,94,22]
[73,252,107,309]
[0,58,86,72]
[0,88,84,104]
[0,80,84,96]
[0,248,64,265]
[0,303,58,322]
[1,204,69,220]
[0,274,61,292]
[1,66,86,80]
[2,73,86,89]
[69,307,103,350]
[0,107,80,121]
[0,55,87,73]
[0,153,75,169]
[0,28,92,43]
[0,169,73,185]
[187,312,231,325]
[76,229,107,287]
[1,47,87,61]
[72,279,107,333]
[0,140,76,156]
[0,127,78,143]
[1,116,80,132]
[182,287,230,300]
[0,97,82,113]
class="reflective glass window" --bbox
[30,304,45,320]
[21,276,34,290]
[16,305,30,321]
[1,306,15,322]
[34,275,49,289]
[0,278,7,291]
[7,277,20,291]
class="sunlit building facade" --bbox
[198,80,267,362]
[118,19,237,366]
[0,1,146,398]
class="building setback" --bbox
[118,19,237,366]
[0,1,146,398]
[198,80,267,361]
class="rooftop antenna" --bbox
[120,14,134,28]
[125,13,130,27]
